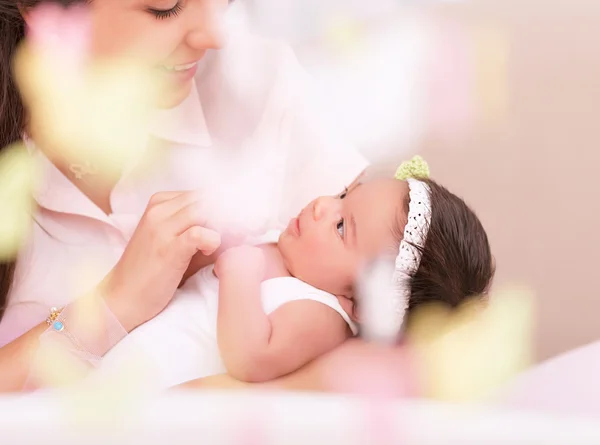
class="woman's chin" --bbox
[153,79,193,109]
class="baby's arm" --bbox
[215,246,350,383]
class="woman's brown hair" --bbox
[0,1,26,320]
[0,0,86,320]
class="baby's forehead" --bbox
[347,178,408,256]
[349,178,408,208]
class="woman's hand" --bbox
[181,232,247,283]
[102,191,221,331]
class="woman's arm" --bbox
[0,289,139,392]
[0,323,45,392]
[178,339,413,395]
[178,340,359,393]
[0,191,222,393]
[177,347,335,393]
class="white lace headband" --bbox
[391,156,432,332]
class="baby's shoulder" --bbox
[260,276,358,335]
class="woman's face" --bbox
[87,0,230,108]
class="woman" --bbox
[0,0,367,390]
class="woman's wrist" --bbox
[29,291,130,383]
[100,285,141,333]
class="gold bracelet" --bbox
[45,306,65,332]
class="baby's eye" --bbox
[337,219,345,238]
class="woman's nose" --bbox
[187,27,223,52]
[186,4,226,51]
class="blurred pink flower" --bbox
[14,3,157,182]
[25,2,91,68]
[323,341,417,398]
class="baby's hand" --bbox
[214,245,265,280]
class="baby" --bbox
[98,156,494,388]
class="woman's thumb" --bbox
[180,226,222,257]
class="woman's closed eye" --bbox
[338,187,349,200]
[148,1,183,19]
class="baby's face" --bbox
[278,178,408,316]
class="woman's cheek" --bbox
[88,9,166,62]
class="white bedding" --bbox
[3,391,600,445]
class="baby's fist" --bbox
[214,245,265,280]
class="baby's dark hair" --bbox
[396,179,494,320]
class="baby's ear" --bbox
[338,295,361,323]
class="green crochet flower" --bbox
[394,155,430,180]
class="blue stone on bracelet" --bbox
[53,321,64,332]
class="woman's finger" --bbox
[178,226,221,257]
[166,201,210,236]
[146,191,201,223]
[147,191,188,206]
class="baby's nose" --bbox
[313,196,339,221]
